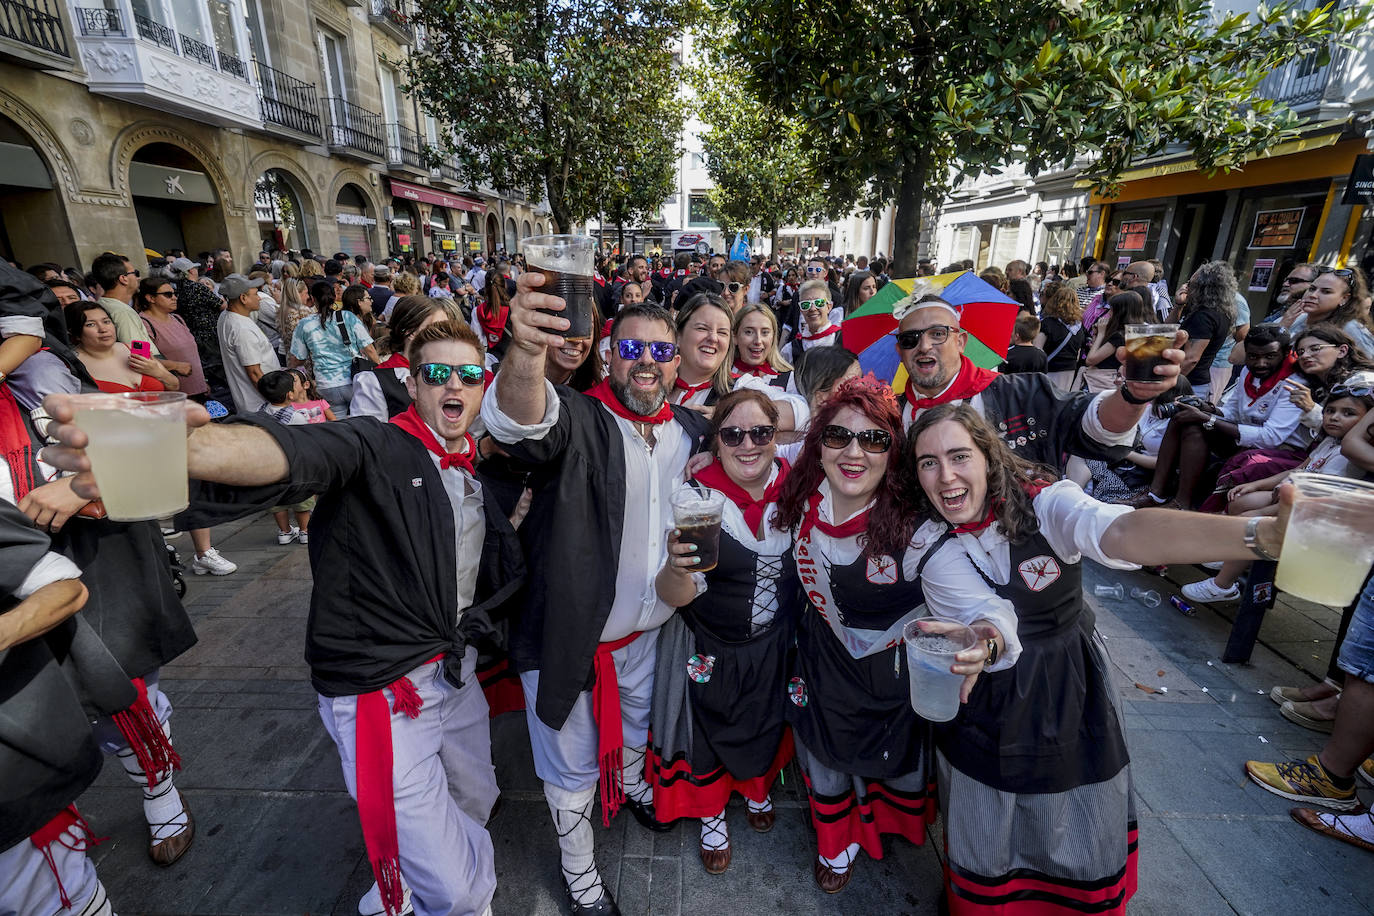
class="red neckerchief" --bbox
[796,323,840,342]
[674,269,689,278]
[903,355,999,412]
[475,300,508,349]
[732,358,778,377]
[798,491,870,541]
[1243,354,1298,402]
[375,353,409,370]
[693,458,791,538]
[585,378,674,424]
[389,405,475,474]
[949,481,1049,535]
[673,377,714,402]
[0,384,34,500]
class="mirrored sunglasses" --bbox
[417,362,485,387]
[616,338,678,362]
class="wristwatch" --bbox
[1203,415,1218,430]
[1245,517,1280,561]
[1117,383,1153,405]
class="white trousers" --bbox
[0,828,108,916]
[319,647,497,916]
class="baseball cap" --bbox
[169,257,198,273]
[220,273,264,300]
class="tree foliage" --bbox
[399,0,702,233]
[722,0,1369,273]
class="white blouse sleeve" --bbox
[1033,480,1138,571]
[918,538,1021,671]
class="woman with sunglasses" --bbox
[1288,266,1374,357]
[1285,325,1374,432]
[134,276,207,400]
[907,403,1291,916]
[720,261,751,313]
[732,303,792,389]
[772,377,1018,895]
[648,389,799,876]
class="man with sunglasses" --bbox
[786,279,845,362]
[41,319,524,916]
[482,285,713,916]
[894,294,1183,469]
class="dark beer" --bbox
[1123,324,1178,383]
[677,515,722,572]
[532,265,596,341]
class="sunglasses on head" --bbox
[1330,383,1374,398]
[416,362,485,387]
[799,298,828,311]
[821,424,892,453]
[717,424,776,447]
[1316,267,1355,281]
[616,338,678,362]
[896,325,954,349]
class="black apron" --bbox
[935,530,1129,794]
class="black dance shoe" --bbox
[565,884,621,915]
[621,795,674,832]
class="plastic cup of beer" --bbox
[1275,472,1374,606]
[671,488,726,573]
[522,234,596,341]
[70,391,189,522]
[1123,324,1178,383]
[902,615,977,723]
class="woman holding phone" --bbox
[65,301,179,393]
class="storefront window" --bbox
[1225,189,1326,318]
[1103,206,1168,268]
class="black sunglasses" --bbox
[1315,267,1355,281]
[717,424,776,447]
[896,326,954,349]
[821,425,892,454]
[416,362,485,387]
[616,338,678,362]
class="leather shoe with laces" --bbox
[148,801,195,867]
[564,884,621,915]
[699,840,732,874]
[621,795,673,832]
[813,857,852,893]
[746,808,775,833]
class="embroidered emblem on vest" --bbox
[1018,555,1061,591]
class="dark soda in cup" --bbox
[671,489,727,574]
[1123,324,1178,383]
[522,235,596,341]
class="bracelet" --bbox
[1117,383,1154,405]
[1244,516,1280,561]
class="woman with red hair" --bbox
[772,376,1020,895]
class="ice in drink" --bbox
[1275,473,1374,606]
[902,616,977,723]
[672,489,726,573]
[522,234,597,341]
[72,392,188,522]
[1123,324,1178,383]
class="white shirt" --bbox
[217,309,281,413]
[255,292,282,351]
[481,378,691,641]
[1218,369,1311,450]
[349,366,411,420]
[1299,435,1362,480]
[668,372,811,430]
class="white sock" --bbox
[548,788,603,907]
[1318,811,1374,843]
[74,880,113,916]
[700,814,729,850]
[118,750,188,843]
[747,795,773,814]
[621,745,650,804]
[819,841,860,873]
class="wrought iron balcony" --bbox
[385,122,425,168]
[368,0,413,43]
[324,96,385,159]
[257,60,321,138]
[74,5,121,37]
[178,31,215,68]
[0,0,69,58]
[218,49,248,80]
[134,12,175,51]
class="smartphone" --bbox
[129,340,151,359]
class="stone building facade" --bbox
[0,0,551,270]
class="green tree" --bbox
[595,106,687,251]
[690,44,841,255]
[399,0,701,233]
[723,0,1368,274]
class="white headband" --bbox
[892,297,961,323]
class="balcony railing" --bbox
[74,6,122,36]
[179,32,214,68]
[257,60,321,137]
[218,48,248,80]
[0,0,70,57]
[440,158,461,182]
[324,96,385,158]
[385,122,424,168]
[134,12,175,51]
[368,0,413,42]
[1257,45,1344,109]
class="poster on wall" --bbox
[1249,208,1305,249]
[1248,258,1276,292]
[1116,220,1150,252]
[1116,255,1132,269]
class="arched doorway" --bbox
[535,221,545,236]
[504,217,518,254]
[130,142,228,257]
[254,169,314,253]
[335,184,377,258]
[485,213,499,255]
[521,219,531,240]
[0,113,76,266]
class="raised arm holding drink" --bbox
[521,234,597,341]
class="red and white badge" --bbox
[1018,555,1061,591]
[866,554,898,585]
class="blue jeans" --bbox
[1337,575,1374,684]
[319,383,353,418]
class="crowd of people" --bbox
[1,238,1371,916]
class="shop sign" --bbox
[1341,154,1374,206]
[130,162,217,203]
[1248,258,1276,292]
[671,231,707,250]
[1249,208,1304,249]
[1116,219,1150,252]
[386,177,485,214]
[397,233,411,247]
[441,238,457,251]
[337,213,377,226]
[469,240,482,251]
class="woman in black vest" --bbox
[907,403,1292,916]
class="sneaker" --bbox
[1359,758,1374,790]
[1244,755,1360,811]
[1281,699,1336,734]
[277,527,300,545]
[191,548,237,576]
[1270,682,1341,707]
[1181,577,1240,603]
[297,531,308,545]
[1200,561,1224,571]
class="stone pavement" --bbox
[77,516,1372,916]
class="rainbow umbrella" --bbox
[846,271,1020,388]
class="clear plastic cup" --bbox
[671,489,726,573]
[70,391,188,521]
[522,234,597,341]
[902,616,977,723]
[1275,473,1374,606]
[1123,324,1179,383]
[1131,587,1162,608]
[1094,583,1124,599]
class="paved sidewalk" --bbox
[78,517,1372,915]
